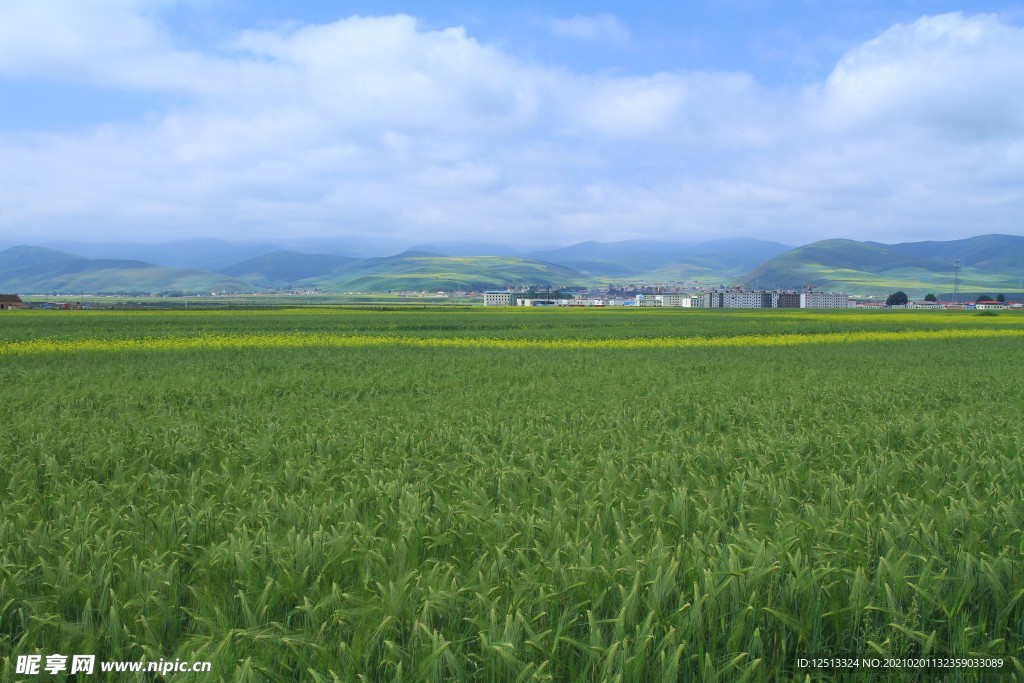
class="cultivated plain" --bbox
[1,308,1022,681]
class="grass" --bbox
[1,308,1022,681]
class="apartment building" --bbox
[800,292,852,308]
[483,291,513,306]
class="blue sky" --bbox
[2,1,1023,250]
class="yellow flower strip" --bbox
[2,327,1023,355]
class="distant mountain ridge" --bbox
[218,250,358,287]
[405,241,525,257]
[0,246,260,295]
[526,238,792,279]
[1,234,1021,295]
[40,238,281,271]
[875,234,1024,272]
[298,253,587,291]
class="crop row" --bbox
[2,307,1022,345]
[2,327,1023,357]
[1,312,1022,681]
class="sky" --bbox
[1,0,1023,251]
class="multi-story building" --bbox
[705,291,772,308]
[637,293,703,307]
[483,291,513,306]
[800,292,851,308]
[489,288,850,309]
[772,292,801,308]
[701,289,850,309]
[660,293,691,307]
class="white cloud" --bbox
[546,14,631,46]
[819,13,1024,140]
[0,0,227,92]
[0,7,1023,248]
[0,1,163,73]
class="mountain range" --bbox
[738,235,1023,295]
[0,235,1021,297]
[0,246,257,295]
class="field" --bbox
[1,308,1023,681]
[21,293,475,309]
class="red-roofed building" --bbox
[0,294,28,310]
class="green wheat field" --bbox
[1,308,1022,681]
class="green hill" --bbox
[526,238,791,279]
[0,246,585,294]
[4,235,1021,296]
[879,234,1024,272]
[738,236,1024,296]
[0,246,263,295]
[218,250,358,287]
[303,253,588,292]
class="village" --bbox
[1,290,1019,311]
[482,288,1020,309]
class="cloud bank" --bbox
[0,5,1022,248]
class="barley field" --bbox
[1,308,1022,681]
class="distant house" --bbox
[0,294,28,310]
[974,300,1008,310]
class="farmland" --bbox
[1,308,1023,681]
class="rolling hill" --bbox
[4,235,1021,296]
[0,246,264,294]
[526,238,791,279]
[42,238,280,270]
[300,252,588,291]
[738,235,1024,296]
[878,234,1024,272]
[405,241,525,257]
[218,250,358,287]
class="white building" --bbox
[699,290,849,308]
[636,293,701,307]
[706,291,771,308]
[660,293,691,307]
[483,291,513,306]
[800,292,852,308]
[487,288,850,309]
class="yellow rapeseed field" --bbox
[2,326,1022,355]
